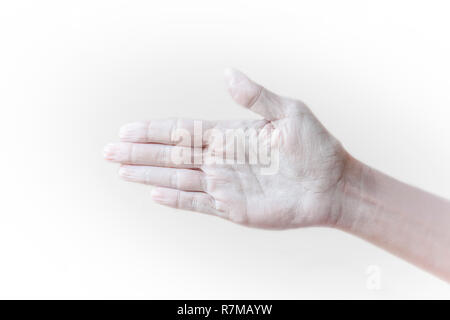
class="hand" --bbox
[104,69,349,229]
[104,69,450,281]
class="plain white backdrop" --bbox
[0,0,449,299]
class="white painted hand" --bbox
[104,69,349,229]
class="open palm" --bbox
[104,69,348,229]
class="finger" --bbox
[119,119,216,146]
[151,187,225,216]
[224,68,304,121]
[118,165,205,192]
[103,142,202,168]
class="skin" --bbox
[104,68,450,282]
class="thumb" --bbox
[224,68,295,121]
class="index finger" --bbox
[119,119,216,147]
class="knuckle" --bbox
[288,99,310,115]
[129,143,136,163]
[246,85,263,108]
[171,170,179,189]
[200,175,208,192]
[160,146,170,164]
[175,190,181,208]
[170,118,182,144]
[146,121,152,141]
[190,195,198,210]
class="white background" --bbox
[0,0,449,299]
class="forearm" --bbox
[335,156,450,282]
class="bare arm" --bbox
[336,157,450,282]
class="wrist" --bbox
[329,154,372,230]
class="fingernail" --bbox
[103,143,129,162]
[119,122,146,141]
[224,68,259,107]
[118,165,140,182]
[151,188,163,200]
[118,165,128,177]
[103,143,116,160]
[151,188,172,206]
[224,67,250,86]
